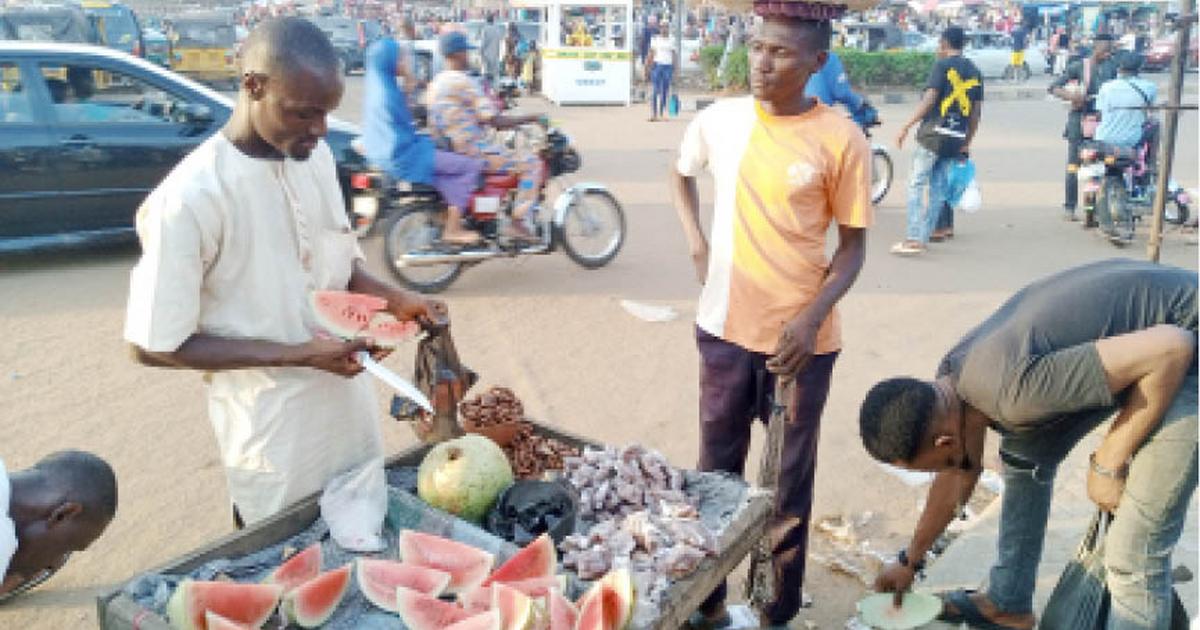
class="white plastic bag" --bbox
[959,180,982,213]
[319,456,387,552]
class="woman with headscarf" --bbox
[363,36,484,244]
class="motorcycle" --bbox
[856,103,893,205]
[349,123,626,293]
[1078,119,1191,246]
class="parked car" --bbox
[0,3,100,44]
[0,42,365,251]
[81,0,144,58]
[963,31,1048,78]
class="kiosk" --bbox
[520,0,633,105]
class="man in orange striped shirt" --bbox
[670,14,871,628]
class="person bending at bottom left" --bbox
[0,450,117,600]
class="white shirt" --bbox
[650,36,676,66]
[0,460,15,581]
[124,134,384,525]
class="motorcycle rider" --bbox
[1050,33,1117,226]
[804,49,873,125]
[363,36,485,245]
[1092,51,1158,243]
[427,31,546,242]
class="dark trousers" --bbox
[1065,135,1082,211]
[935,201,954,232]
[695,327,838,624]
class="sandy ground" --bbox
[0,81,1197,629]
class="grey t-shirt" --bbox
[938,259,1198,434]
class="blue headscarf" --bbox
[363,37,434,184]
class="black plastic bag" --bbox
[485,480,578,547]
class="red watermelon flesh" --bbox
[445,609,502,630]
[281,564,351,628]
[491,583,534,630]
[457,584,493,614]
[363,313,420,348]
[356,558,452,612]
[482,534,557,587]
[310,290,387,339]
[574,574,632,630]
[398,530,494,594]
[166,580,282,630]
[263,543,321,594]
[203,611,252,630]
[396,585,475,630]
[547,588,577,630]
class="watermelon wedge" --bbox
[457,584,493,614]
[445,609,503,630]
[396,585,475,630]
[547,588,578,630]
[203,611,252,630]
[482,534,557,587]
[575,569,634,630]
[166,580,282,630]
[398,530,494,595]
[263,543,321,594]
[491,583,534,630]
[598,568,634,629]
[356,558,452,612]
[310,290,387,339]
[363,312,420,348]
[280,564,351,628]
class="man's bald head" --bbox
[240,16,341,79]
[30,450,117,523]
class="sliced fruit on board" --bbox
[362,312,420,348]
[445,609,503,630]
[482,534,557,587]
[547,588,578,630]
[492,582,534,630]
[310,290,386,339]
[262,543,321,594]
[457,584,493,614]
[398,530,494,595]
[166,580,282,630]
[203,611,252,630]
[575,569,634,630]
[280,564,352,628]
[597,568,634,629]
[356,558,451,612]
[396,585,475,630]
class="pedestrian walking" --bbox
[892,26,983,256]
[1050,33,1116,225]
[480,13,504,84]
[645,30,677,121]
[670,16,870,628]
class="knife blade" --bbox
[355,351,434,413]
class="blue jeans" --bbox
[651,63,673,118]
[906,146,952,242]
[985,374,1198,628]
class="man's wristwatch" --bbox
[898,549,926,574]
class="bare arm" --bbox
[896,88,938,148]
[964,102,981,152]
[488,113,542,129]
[669,168,707,284]
[131,334,369,375]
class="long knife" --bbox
[355,351,434,413]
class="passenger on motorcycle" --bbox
[1089,52,1157,241]
[427,31,547,242]
[363,36,486,245]
[804,50,874,126]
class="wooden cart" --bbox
[97,422,772,630]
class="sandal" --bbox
[890,241,925,256]
[938,589,1026,630]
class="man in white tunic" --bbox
[124,18,444,527]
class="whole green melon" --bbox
[418,435,514,523]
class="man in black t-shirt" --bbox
[892,26,983,256]
[859,259,1198,629]
[1051,33,1117,224]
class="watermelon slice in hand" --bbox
[396,585,475,630]
[263,543,321,594]
[166,580,282,630]
[399,530,494,595]
[310,290,385,339]
[363,313,420,348]
[482,534,557,587]
[356,558,452,612]
[280,564,352,628]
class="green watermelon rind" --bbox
[280,564,352,628]
[166,580,282,630]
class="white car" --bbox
[963,31,1047,79]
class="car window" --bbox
[0,62,34,123]
[40,63,190,125]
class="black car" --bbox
[0,42,365,251]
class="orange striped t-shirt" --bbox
[676,97,872,355]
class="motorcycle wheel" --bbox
[555,189,626,269]
[383,208,464,293]
[870,146,893,205]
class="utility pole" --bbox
[1146,0,1195,263]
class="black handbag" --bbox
[1041,510,1111,629]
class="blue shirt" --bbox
[1095,76,1157,148]
[804,52,863,113]
[362,38,435,184]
